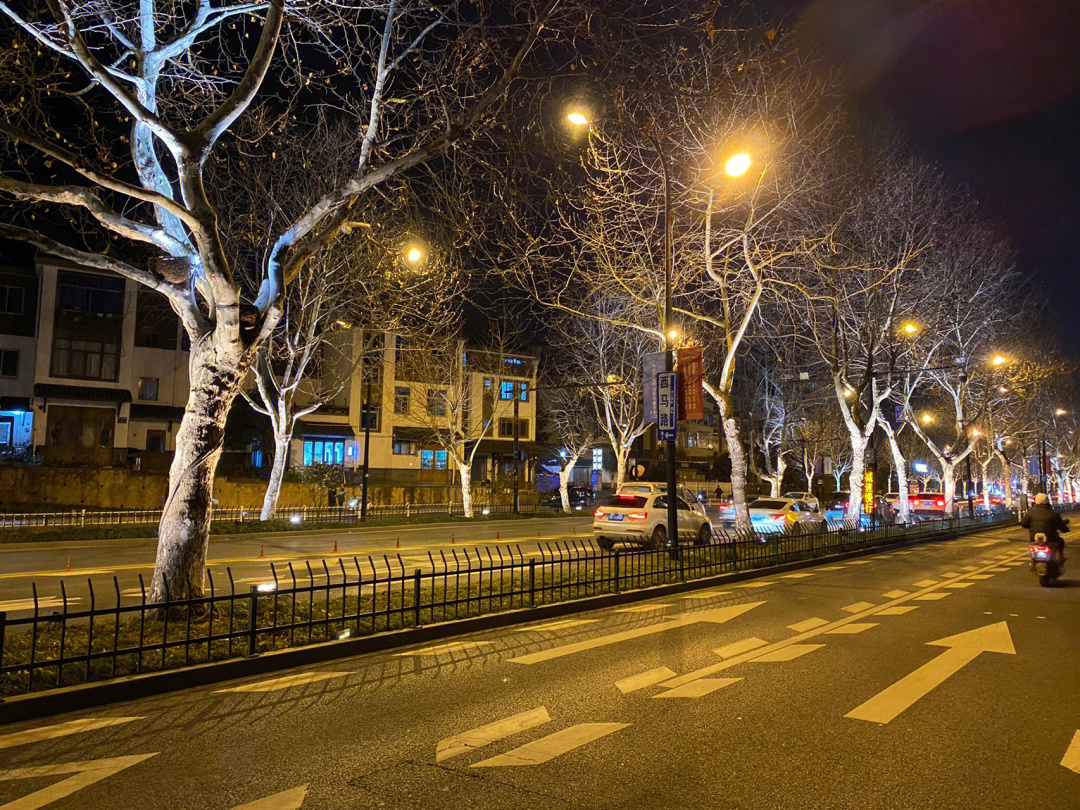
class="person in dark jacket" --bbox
[1021,493,1069,557]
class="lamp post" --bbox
[360,373,373,521]
[513,380,521,514]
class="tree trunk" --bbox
[260,432,291,521]
[558,462,573,512]
[997,451,1013,506]
[613,445,629,490]
[720,420,750,531]
[769,454,787,497]
[846,434,868,522]
[459,462,473,518]
[150,338,246,602]
[880,423,910,523]
[981,461,992,511]
[942,463,957,515]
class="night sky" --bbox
[787,0,1080,357]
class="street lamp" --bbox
[921,412,934,425]
[566,110,589,127]
[404,243,425,265]
[991,354,1007,367]
[723,152,752,178]
[1056,408,1067,417]
[902,321,920,335]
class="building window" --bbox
[56,270,124,316]
[0,422,10,445]
[499,380,514,400]
[146,430,166,452]
[0,349,17,377]
[138,377,159,401]
[392,439,415,455]
[498,418,529,439]
[394,386,410,415]
[421,448,449,469]
[427,389,447,416]
[302,438,346,466]
[134,288,179,349]
[50,336,120,381]
[0,285,24,315]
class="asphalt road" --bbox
[0,516,595,610]
[3,522,1079,809]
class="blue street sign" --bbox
[657,371,678,441]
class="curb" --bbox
[0,521,1021,724]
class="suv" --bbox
[594,492,712,550]
[910,491,947,519]
[617,483,708,520]
[780,491,820,511]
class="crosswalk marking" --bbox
[230,784,309,810]
[0,717,143,751]
[789,617,829,633]
[715,637,768,658]
[825,623,878,635]
[436,707,551,762]
[913,579,938,587]
[1004,561,1025,567]
[988,567,1010,572]
[876,606,919,615]
[736,581,773,588]
[914,592,951,601]
[944,582,975,589]
[844,560,872,566]
[470,723,629,768]
[654,678,740,699]
[1062,731,1080,774]
[397,641,493,657]
[751,644,824,662]
[973,540,1001,547]
[780,572,814,579]
[961,566,980,572]
[842,602,875,613]
[0,754,157,810]
[967,574,993,580]
[681,589,730,600]
[882,590,909,598]
[216,672,350,693]
[514,619,598,633]
[613,604,672,613]
[938,571,962,577]
[615,667,677,694]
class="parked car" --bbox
[617,483,708,521]
[539,486,593,511]
[780,491,820,511]
[910,491,947,520]
[746,497,827,533]
[593,492,712,550]
[823,492,853,523]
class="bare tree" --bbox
[540,377,598,512]
[0,0,559,598]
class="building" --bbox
[0,255,189,468]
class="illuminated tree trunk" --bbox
[942,463,957,515]
[714,392,750,531]
[846,433,868,523]
[879,421,911,522]
[558,458,579,512]
[261,431,292,521]
[458,462,474,518]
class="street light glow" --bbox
[405,245,424,264]
[921,413,934,425]
[902,321,919,335]
[842,387,854,399]
[666,328,680,343]
[566,110,589,126]
[991,354,1006,366]
[1056,408,1067,416]
[723,152,752,177]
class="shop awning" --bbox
[129,404,185,422]
[34,383,131,403]
[296,420,355,439]
[392,426,433,443]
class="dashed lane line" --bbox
[230,784,309,810]
[715,637,768,658]
[470,723,630,768]
[513,619,598,633]
[1062,731,1080,775]
[216,672,350,693]
[842,602,876,613]
[944,582,976,589]
[653,678,741,699]
[882,590,910,598]
[913,579,939,588]
[615,667,677,694]
[825,623,878,635]
[0,717,143,751]
[779,572,815,579]
[0,596,82,612]
[436,707,551,762]
[968,574,994,580]
[876,606,919,615]
[789,617,829,633]
[750,644,825,663]
[397,641,494,657]
[658,551,1024,689]
[914,592,952,601]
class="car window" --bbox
[750,499,788,510]
[604,494,648,508]
[618,485,652,495]
[676,497,692,511]
[654,496,667,509]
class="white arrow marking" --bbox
[470,723,629,768]
[0,717,142,751]
[509,602,765,665]
[1063,731,1080,774]
[846,622,1016,724]
[230,784,309,810]
[0,753,157,810]
[436,707,551,762]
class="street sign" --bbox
[862,469,874,514]
[592,448,603,471]
[657,372,677,442]
[641,352,665,424]
[677,347,704,421]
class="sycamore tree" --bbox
[0,0,559,599]
[539,373,598,512]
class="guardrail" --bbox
[0,499,595,530]
[0,511,1025,698]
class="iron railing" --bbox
[0,512,1022,697]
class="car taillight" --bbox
[1032,545,1051,554]
[770,512,785,520]
[594,508,605,518]
[628,511,648,521]
[936,500,945,507]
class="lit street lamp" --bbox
[723,152,752,178]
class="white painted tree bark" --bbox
[879,421,911,523]
[709,389,750,531]
[558,453,582,512]
[768,454,787,497]
[846,433,869,523]
[458,462,474,519]
[261,431,293,521]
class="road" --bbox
[0,516,595,610]
[3,522,1079,809]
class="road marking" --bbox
[989,567,1010,572]
[217,672,350,693]
[876,606,919,615]
[397,641,493,657]
[681,589,730,600]
[657,550,1024,690]
[0,754,157,810]
[816,566,844,571]
[436,707,551,762]
[780,572,814,579]
[736,581,773,588]
[613,604,672,613]
[846,622,1015,724]
[789,617,829,633]
[0,597,81,612]
[944,582,975,589]
[470,723,629,768]
[914,592,951,601]
[973,540,1001,547]
[1062,731,1080,774]
[513,619,598,633]
[842,602,875,613]
[715,637,768,658]
[654,678,740,699]
[231,784,309,810]
[967,574,993,580]
[961,566,980,571]
[882,590,909,598]
[750,644,824,662]
[615,667,677,694]
[844,560,872,566]
[1004,561,1025,567]
[825,623,878,635]
[0,716,142,751]
[938,571,962,577]
[509,602,764,665]
[913,579,939,587]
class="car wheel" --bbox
[596,536,614,551]
[650,524,667,550]
[695,522,711,546]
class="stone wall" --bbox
[0,466,468,511]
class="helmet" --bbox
[1035,492,1049,505]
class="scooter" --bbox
[1031,532,1066,587]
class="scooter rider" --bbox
[1021,492,1069,558]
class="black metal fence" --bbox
[0,512,1020,697]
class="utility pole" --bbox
[360,374,372,521]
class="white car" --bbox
[747,497,826,534]
[594,492,712,550]
[617,483,708,521]
[780,491,820,511]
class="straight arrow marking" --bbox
[0,754,157,810]
[1062,731,1080,774]
[846,622,1015,724]
[509,602,765,665]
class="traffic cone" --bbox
[259,545,265,559]
[333,539,338,554]
[395,537,400,549]
[64,556,72,571]
[451,533,455,544]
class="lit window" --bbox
[421,449,434,469]
[394,386,410,415]
[499,381,514,400]
[393,439,415,455]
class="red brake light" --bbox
[936,499,945,507]
[594,508,605,518]
[770,512,785,520]
[628,511,648,521]
[1032,545,1051,554]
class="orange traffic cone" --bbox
[395,537,400,549]
[259,545,265,559]
[64,556,72,571]
[451,534,455,544]
[333,539,338,554]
